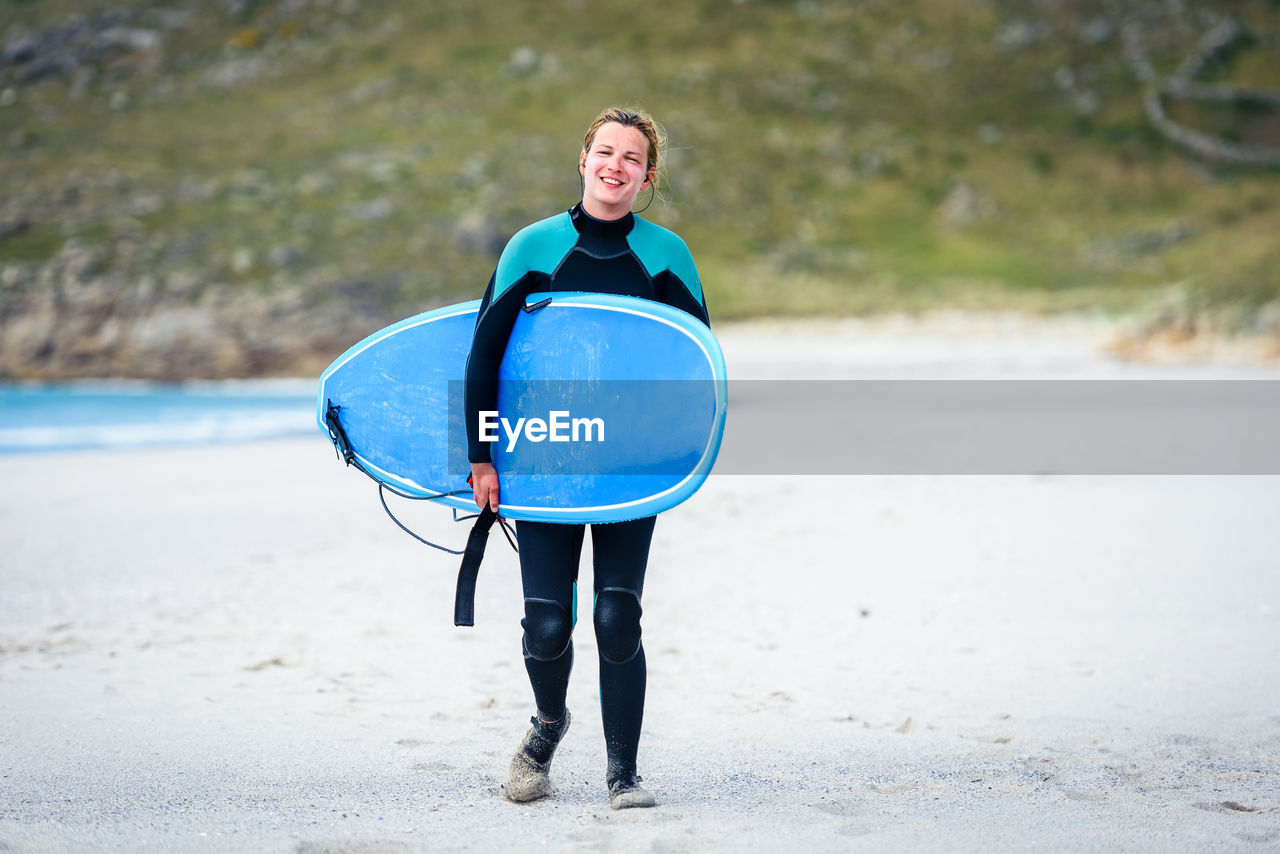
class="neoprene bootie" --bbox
[607,770,655,809]
[503,710,570,803]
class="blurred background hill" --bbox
[1,0,1278,379]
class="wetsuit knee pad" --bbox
[593,588,642,665]
[521,599,573,661]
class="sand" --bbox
[2,317,1279,852]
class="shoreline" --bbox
[3,308,1278,386]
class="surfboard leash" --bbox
[324,399,518,626]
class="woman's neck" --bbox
[581,196,633,222]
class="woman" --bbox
[464,106,710,809]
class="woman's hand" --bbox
[470,461,499,513]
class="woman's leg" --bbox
[590,515,656,798]
[504,520,584,803]
[516,520,585,720]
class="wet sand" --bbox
[2,319,1279,852]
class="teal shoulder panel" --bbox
[493,212,578,300]
[627,218,702,304]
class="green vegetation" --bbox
[1,0,1278,337]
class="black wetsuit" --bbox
[465,202,709,783]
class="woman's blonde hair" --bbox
[581,106,666,189]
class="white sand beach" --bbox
[3,318,1279,852]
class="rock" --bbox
[994,19,1048,51]
[19,56,79,84]
[124,305,239,378]
[0,263,28,289]
[2,33,40,66]
[265,245,303,268]
[345,198,393,222]
[1079,18,1112,46]
[128,273,158,307]
[506,46,539,76]
[297,171,336,196]
[0,217,29,241]
[333,76,395,106]
[935,180,998,230]
[857,148,885,175]
[1099,222,1195,257]
[365,160,406,184]
[223,0,257,20]
[61,276,117,320]
[1072,90,1100,115]
[230,248,254,274]
[123,193,163,217]
[175,177,220,203]
[0,297,58,368]
[93,28,161,54]
[47,239,105,288]
[1128,288,1200,341]
[162,269,203,299]
[1250,301,1280,336]
[202,55,269,89]
[1,16,160,94]
[976,124,1003,145]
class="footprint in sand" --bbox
[412,761,454,773]
[1193,801,1263,814]
[1063,789,1108,802]
[838,822,878,838]
[812,799,869,817]
[296,841,415,854]
[1235,830,1280,845]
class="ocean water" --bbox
[0,380,318,454]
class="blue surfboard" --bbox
[318,292,727,523]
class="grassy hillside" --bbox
[1,0,1279,376]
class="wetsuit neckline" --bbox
[570,203,635,239]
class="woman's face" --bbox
[579,122,652,220]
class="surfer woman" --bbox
[464,106,709,809]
